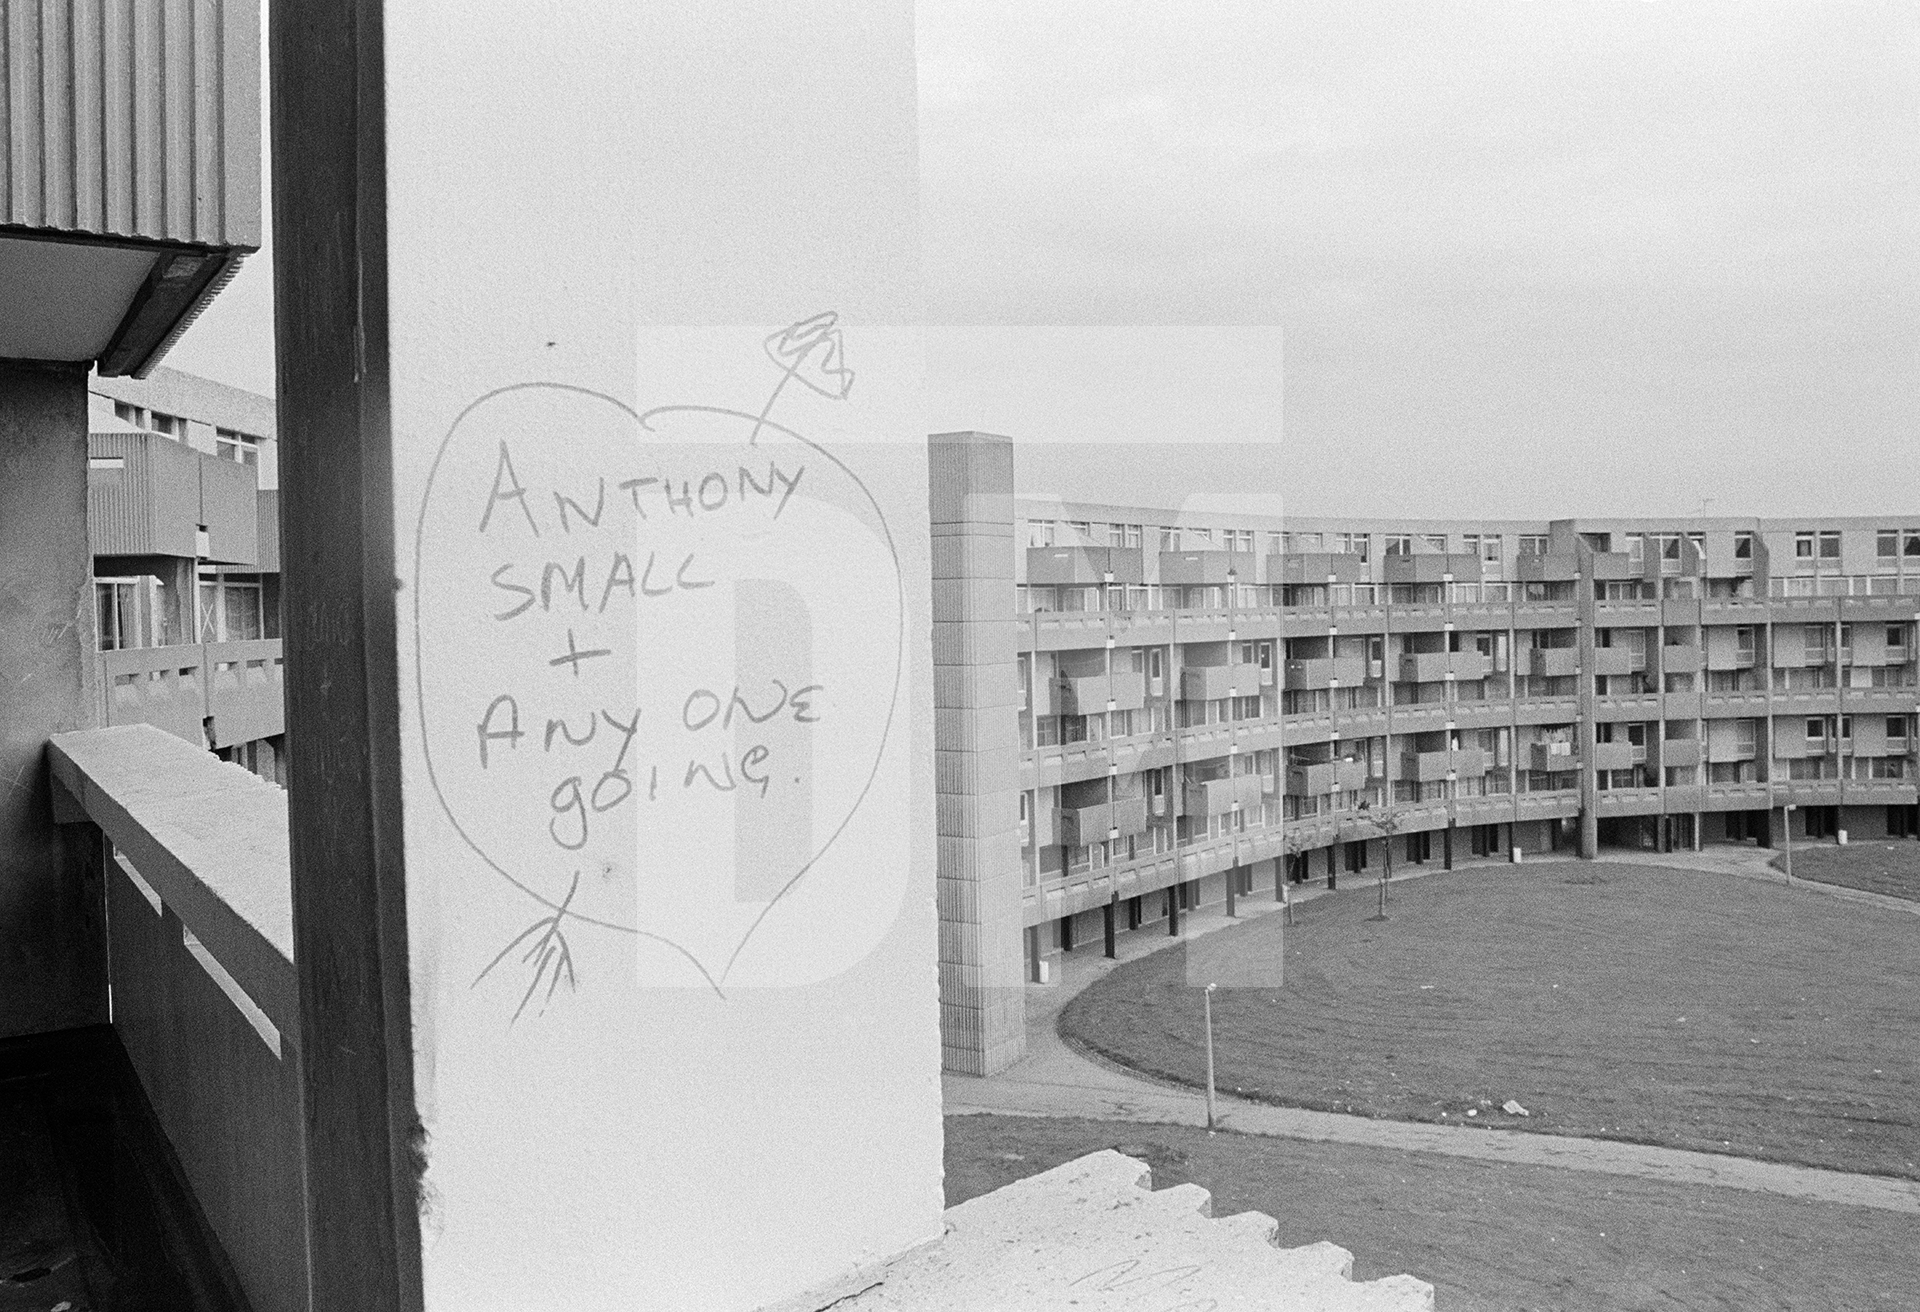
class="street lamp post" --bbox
[1203,982,1219,1131]
[1783,803,1796,884]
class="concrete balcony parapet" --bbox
[47,723,305,1312]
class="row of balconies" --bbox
[1034,666,1278,716]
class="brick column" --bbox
[929,431,1026,1075]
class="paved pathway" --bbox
[945,847,1920,1215]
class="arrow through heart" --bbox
[409,322,903,1013]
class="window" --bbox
[1819,531,1841,560]
[1734,532,1754,559]
[1660,535,1682,561]
[1462,533,1481,557]
[1907,530,1920,558]
[1234,529,1255,553]
[1187,526,1212,546]
[1125,523,1142,549]
[1289,531,1322,552]
[1687,532,1704,555]
[216,428,261,466]
[1623,532,1645,564]
[1159,527,1178,551]
[95,580,140,651]
[1889,624,1908,649]
[1066,520,1092,541]
[150,410,184,437]
[1422,534,1448,552]
[198,576,263,643]
[1479,534,1502,562]
[112,400,146,426]
[1807,718,1826,741]
[1795,533,1814,559]
[1888,716,1909,742]
[1385,534,1412,556]
[1109,523,1126,548]
[1333,531,1369,562]
[1518,535,1548,555]
[1879,530,1900,559]
[1841,715,1853,740]
[1027,520,1055,547]
[1735,627,1755,653]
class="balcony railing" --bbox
[1770,575,1920,598]
[49,724,306,1312]
[100,639,286,750]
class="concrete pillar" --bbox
[1166,886,1180,935]
[1326,845,1338,888]
[1102,898,1116,959]
[1442,824,1454,869]
[0,362,106,1040]
[931,431,1027,1076]
[1692,812,1704,851]
[1225,865,1237,917]
[1059,913,1074,954]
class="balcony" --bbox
[48,725,306,1312]
[1182,773,1265,816]
[1284,654,1368,689]
[1530,648,1579,678]
[0,1,260,377]
[1660,739,1703,767]
[1705,646,1758,671]
[1058,796,1151,846]
[1383,552,1481,584]
[1179,663,1263,702]
[1529,741,1577,773]
[1706,738,1760,763]
[1402,747,1489,782]
[1590,741,1637,772]
[1515,553,1578,583]
[1158,550,1256,586]
[89,431,261,565]
[1399,650,1490,683]
[1660,646,1702,674]
[1057,670,1147,715]
[1275,552,1367,585]
[1590,646,1634,677]
[1663,690,1704,720]
[1286,758,1369,797]
[1026,545,1144,586]
[101,641,286,750]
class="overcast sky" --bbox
[168,1,1917,520]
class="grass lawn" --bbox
[946,1114,1920,1312]
[1060,863,1920,1179]
[1770,839,1920,902]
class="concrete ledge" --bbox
[836,1149,1433,1310]
[48,723,295,1036]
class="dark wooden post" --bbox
[271,2,426,1306]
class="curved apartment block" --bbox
[931,430,1920,1074]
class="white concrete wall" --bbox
[386,3,938,1309]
